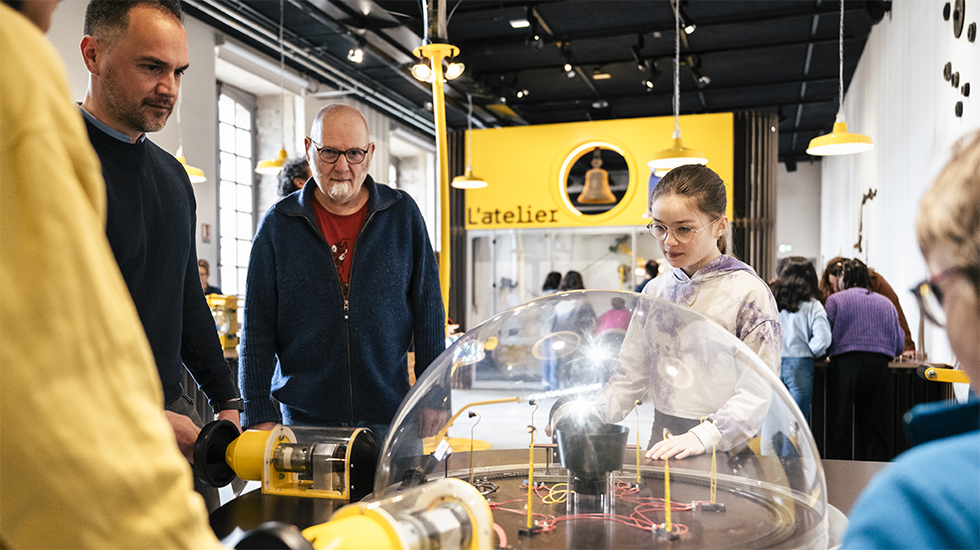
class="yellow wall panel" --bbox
[464,112,734,229]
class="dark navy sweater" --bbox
[84,119,238,405]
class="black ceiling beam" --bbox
[468,32,860,79]
[500,75,838,109]
[184,0,439,134]
[449,5,868,54]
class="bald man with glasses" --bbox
[241,104,446,444]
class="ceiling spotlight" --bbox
[499,96,507,104]
[592,68,611,80]
[509,18,530,28]
[566,68,576,78]
[592,99,609,109]
[563,63,573,72]
[697,74,711,87]
[445,60,465,80]
[644,79,655,89]
[516,89,529,98]
[347,47,364,63]
[684,23,696,34]
[631,44,645,71]
[410,58,433,82]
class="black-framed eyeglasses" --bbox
[646,218,720,244]
[910,266,970,327]
[310,140,370,165]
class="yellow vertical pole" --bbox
[414,43,458,320]
[663,429,672,532]
[634,400,642,485]
[527,428,535,529]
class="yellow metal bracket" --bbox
[921,366,971,384]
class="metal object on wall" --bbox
[732,112,779,280]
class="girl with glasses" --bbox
[842,133,979,549]
[582,164,782,460]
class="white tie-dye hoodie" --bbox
[596,255,782,451]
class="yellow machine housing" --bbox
[225,425,377,500]
[206,293,239,350]
[194,422,379,502]
[302,478,493,550]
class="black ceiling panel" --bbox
[187,0,888,163]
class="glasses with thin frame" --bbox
[646,218,719,244]
[310,140,370,165]
[911,266,971,327]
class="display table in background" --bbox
[811,360,952,461]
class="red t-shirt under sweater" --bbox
[312,199,367,299]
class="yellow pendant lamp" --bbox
[255,149,288,175]
[807,0,873,156]
[255,0,290,175]
[648,0,707,173]
[177,150,206,184]
[451,94,488,189]
[173,90,205,183]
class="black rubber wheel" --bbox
[193,419,240,487]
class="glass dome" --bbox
[376,290,828,549]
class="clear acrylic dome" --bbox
[376,290,829,549]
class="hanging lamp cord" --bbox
[176,92,184,154]
[673,0,681,136]
[466,93,474,171]
[837,0,844,117]
[279,0,286,148]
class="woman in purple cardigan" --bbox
[825,258,905,461]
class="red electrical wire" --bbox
[489,480,693,535]
[492,523,508,549]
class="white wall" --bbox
[49,2,220,268]
[776,160,822,264]
[820,3,979,363]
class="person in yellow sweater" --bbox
[0,2,224,547]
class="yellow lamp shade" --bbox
[255,149,288,175]
[806,121,874,156]
[647,136,708,171]
[451,169,488,189]
[177,156,206,184]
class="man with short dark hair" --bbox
[78,0,240,512]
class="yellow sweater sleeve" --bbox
[0,6,225,548]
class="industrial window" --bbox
[217,86,256,296]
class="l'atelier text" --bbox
[467,206,559,225]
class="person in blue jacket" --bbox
[841,132,979,549]
[770,256,831,421]
[240,104,446,445]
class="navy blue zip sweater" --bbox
[240,176,445,428]
[84,119,238,405]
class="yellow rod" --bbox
[416,43,457,321]
[663,429,672,532]
[527,425,535,530]
[635,400,641,484]
[711,444,717,503]
[433,396,522,442]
